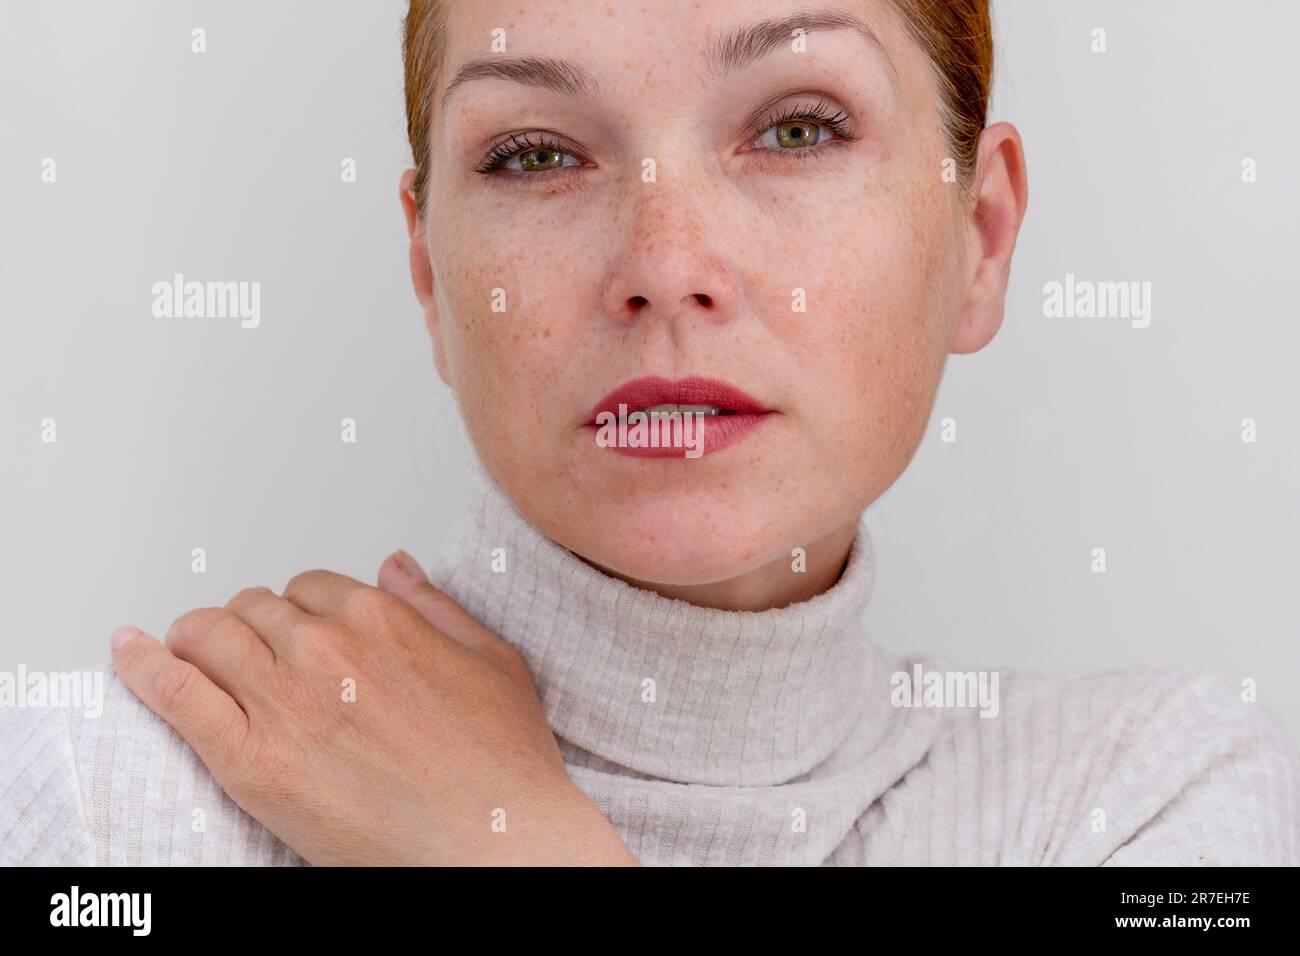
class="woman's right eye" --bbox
[475,134,583,178]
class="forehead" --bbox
[435,0,925,109]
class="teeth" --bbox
[627,403,729,419]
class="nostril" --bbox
[628,295,648,309]
[694,293,712,308]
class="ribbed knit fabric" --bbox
[3,470,1298,865]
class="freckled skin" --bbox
[402,0,1027,611]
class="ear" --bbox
[949,122,1029,355]
[400,169,450,384]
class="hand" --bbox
[109,550,638,866]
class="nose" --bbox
[599,191,741,330]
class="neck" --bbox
[583,520,860,612]
[429,466,882,786]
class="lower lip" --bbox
[582,412,773,458]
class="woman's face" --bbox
[404,0,1024,600]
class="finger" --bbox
[165,606,275,709]
[282,568,368,617]
[378,550,516,663]
[225,585,312,656]
[110,625,249,777]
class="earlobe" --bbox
[950,122,1029,355]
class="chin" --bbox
[563,493,785,587]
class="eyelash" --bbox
[473,132,575,179]
[750,99,858,152]
[472,98,858,185]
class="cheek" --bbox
[430,211,600,463]
[767,174,956,482]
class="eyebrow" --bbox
[707,8,895,81]
[440,8,894,113]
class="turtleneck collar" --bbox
[429,467,881,788]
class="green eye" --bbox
[476,134,583,177]
[750,101,856,155]
[775,121,821,148]
[519,147,564,172]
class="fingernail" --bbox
[393,549,428,582]
[110,625,140,651]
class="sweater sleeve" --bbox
[3,667,306,866]
[1099,669,1300,866]
[0,703,97,865]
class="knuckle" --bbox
[226,585,272,609]
[165,606,230,649]
[152,662,199,712]
[284,568,330,597]
[286,616,328,646]
[279,618,351,672]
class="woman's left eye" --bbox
[755,119,835,151]
[746,101,857,157]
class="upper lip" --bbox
[585,376,772,425]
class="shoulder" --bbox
[954,663,1300,864]
[1083,665,1299,865]
[0,672,95,864]
[1,662,302,866]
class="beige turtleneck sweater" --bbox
[3,473,1297,865]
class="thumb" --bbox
[377,549,510,660]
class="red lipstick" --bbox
[583,376,774,458]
